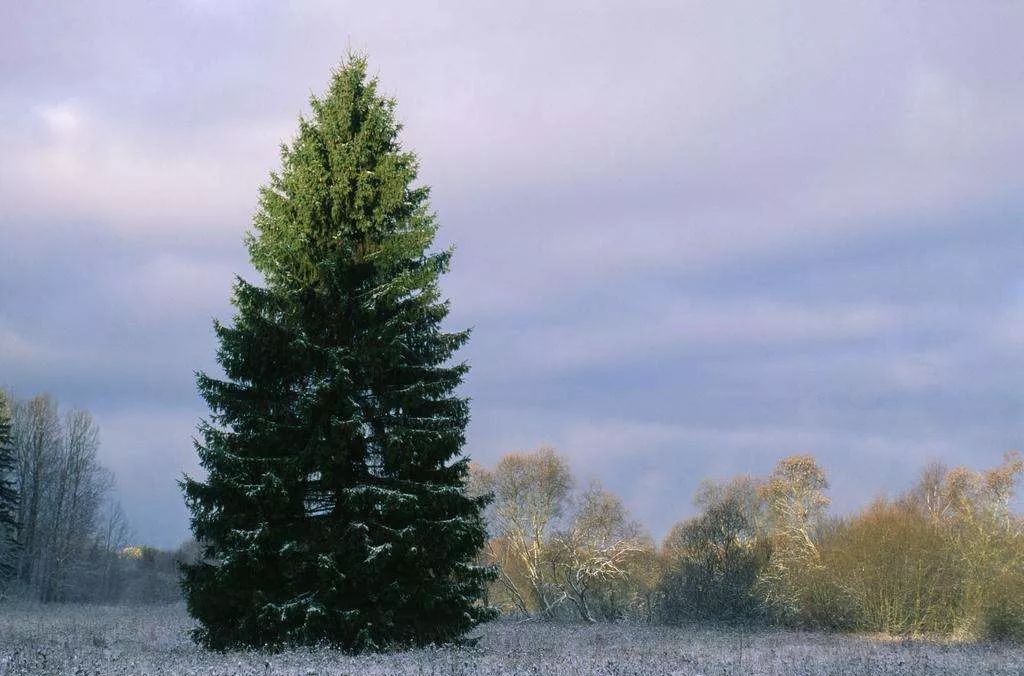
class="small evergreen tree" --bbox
[0,391,19,589]
[182,57,494,651]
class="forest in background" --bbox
[1,389,1022,641]
[469,446,1024,641]
[0,391,192,604]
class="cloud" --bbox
[0,328,55,365]
[37,101,83,136]
[477,299,900,377]
[1,106,281,243]
[1,1,1022,546]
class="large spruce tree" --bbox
[0,392,19,587]
[182,57,494,651]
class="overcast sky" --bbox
[2,1,1022,548]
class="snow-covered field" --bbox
[1,604,1022,675]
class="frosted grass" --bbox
[1,603,1022,675]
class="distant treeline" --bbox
[471,447,1024,641]
[0,391,192,604]
[3,390,1022,639]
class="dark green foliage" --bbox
[181,56,494,651]
[660,497,769,624]
[0,392,19,587]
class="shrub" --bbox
[660,496,770,624]
[817,501,961,634]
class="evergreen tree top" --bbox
[249,56,436,294]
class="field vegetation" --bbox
[2,603,1024,675]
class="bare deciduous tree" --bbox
[11,394,62,591]
[7,394,126,602]
[552,482,650,622]
[475,447,573,616]
[757,454,831,622]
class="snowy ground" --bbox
[1,604,1022,675]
